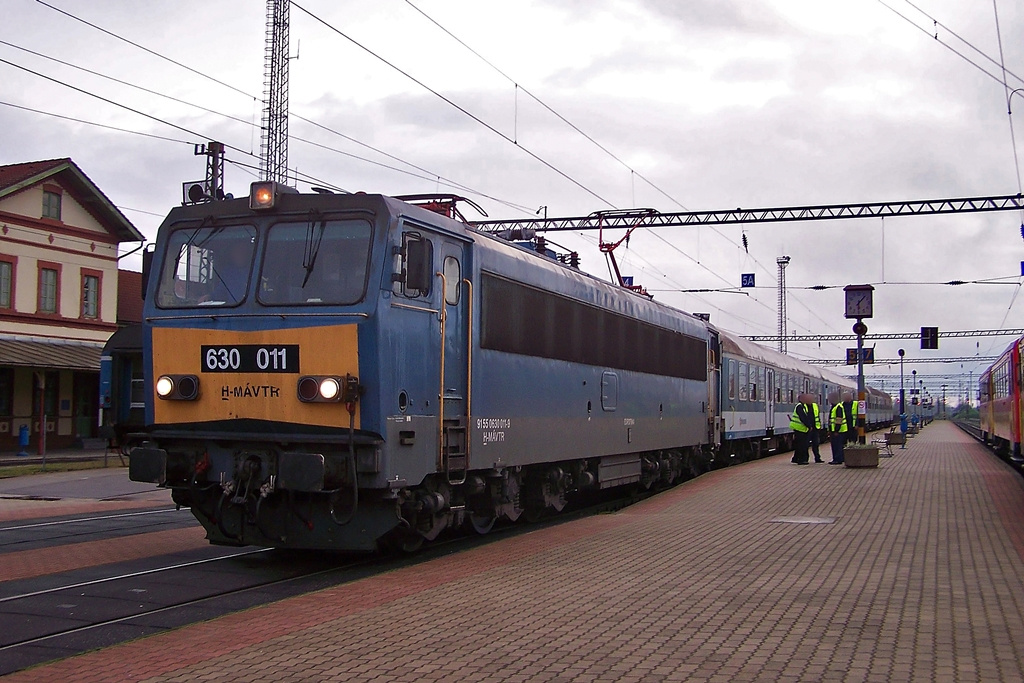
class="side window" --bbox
[443,256,460,305]
[739,363,749,401]
[750,365,758,402]
[398,232,433,299]
[728,361,736,400]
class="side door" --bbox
[765,368,775,434]
[438,239,471,483]
[707,332,720,445]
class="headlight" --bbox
[156,376,174,397]
[156,374,200,401]
[319,378,340,400]
[297,375,354,403]
[250,181,276,209]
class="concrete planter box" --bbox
[845,446,879,468]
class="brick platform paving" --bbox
[0,526,208,582]
[6,421,1024,682]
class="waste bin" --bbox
[17,424,29,457]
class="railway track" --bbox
[0,479,662,676]
[952,418,1024,476]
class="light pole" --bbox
[919,378,924,424]
[898,349,905,415]
[912,369,918,426]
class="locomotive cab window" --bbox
[258,218,372,306]
[397,232,433,299]
[156,224,257,308]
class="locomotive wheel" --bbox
[398,533,424,553]
[522,505,546,523]
[467,511,496,535]
[381,528,424,554]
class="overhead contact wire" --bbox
[290,1,616,208]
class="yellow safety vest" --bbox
[812,403,821,429]
[790,405,810,433]
[831,403,848,433]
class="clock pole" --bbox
[844,284,874,445]
[854,319,867,444]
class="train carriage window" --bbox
[156,224,257,308]
[728,361,736,400]
[739,363,749,401]
[750,365,758,402]
[259,219,373,305]
[443,256,460,305]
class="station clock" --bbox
[843,284,874,319]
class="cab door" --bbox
[438,239,470,483]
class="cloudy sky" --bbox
[3,0,1023,403]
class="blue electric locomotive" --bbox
[129,184,716,551]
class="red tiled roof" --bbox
[117,269,144,324]
[0,158,144,242]
[0,158,70,192]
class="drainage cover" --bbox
[770,516,836,524]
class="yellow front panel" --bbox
[152,325,360,428]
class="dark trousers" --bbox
[811,430,822,462]
[830,432,846,463]
[792,431,810,464]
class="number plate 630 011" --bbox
[200,345,300,373]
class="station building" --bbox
[0,158,143,451]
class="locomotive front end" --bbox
[130,188,401,551]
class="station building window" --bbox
[38,263,60,315]
[42,190,62,221]
[81,270,101,318]
[32,370,59,418]
[0,255,14,309]
[0,368,12,418]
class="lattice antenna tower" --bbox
[260,0,291,185]
[776,256,791,354]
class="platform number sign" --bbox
[846,348,875,365]
[920,327,939,350]
[741,273,755,288]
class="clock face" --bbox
[845,289,872,318]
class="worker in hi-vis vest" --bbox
[829,391,849,464]
[809,399,823,463]
[790,394,816,465]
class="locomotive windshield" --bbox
[257,218,373,305]
[156,224,257,308]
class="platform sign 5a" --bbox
[846,348,875,364]
[741,273,755,288]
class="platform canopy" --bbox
[0,338,104,371]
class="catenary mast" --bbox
[260,0,291,184]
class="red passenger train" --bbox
[979,336,1024,463]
